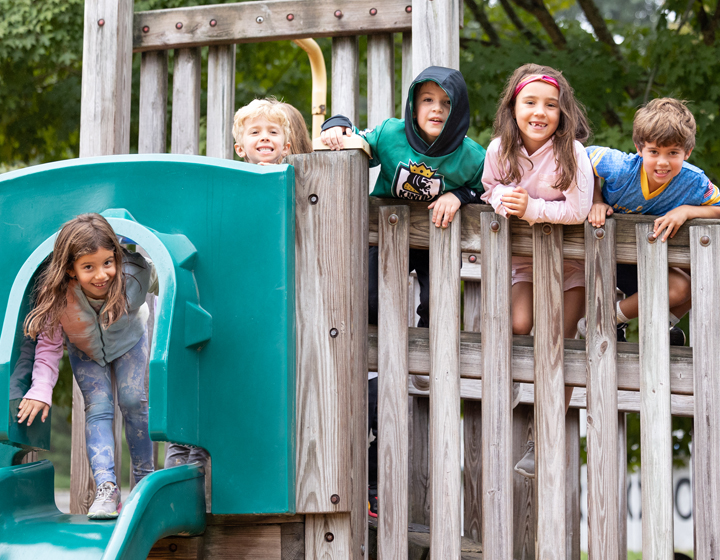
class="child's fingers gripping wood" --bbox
[653,206,690,242]
[319,126,353,150]
[17,398,50,426]
[588,202,613,228]
[428,192,461,228]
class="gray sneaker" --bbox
[87,481,121,519]
[514,441,535,479]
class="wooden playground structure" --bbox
[16,0,720,558]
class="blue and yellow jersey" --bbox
[586,146,720,215]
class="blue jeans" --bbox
[69,330,154,487]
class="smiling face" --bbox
[637,142,691,192]
[234,116,291,165]
[69,248,117,300]
[513,79,560,155]
[413,81,451,145]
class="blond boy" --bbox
[232,98,291,165]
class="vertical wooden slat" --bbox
[690,224,720,558]
[617,412,628,560]
[565,409,580,560]
[462,281,482,333]
[533,222,565,559]
[409,395,430,526]
[412,0,460,72]
[79,0,133,157]
[305,513,351,559]
[367,34,395,190]
[584,219,619,558]
[331,37,359,124]
[292,151,368,560]
[636,222,673,559]
[378,206,409,560]
[70,380,94,514]
[171,47,201,155]
[428,210,462,560]
[480,213,512,559]
[138,50,168,154]
[401,32,412,114]
[206,44,236,159]
[513,404,535,559]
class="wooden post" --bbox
[409,395,431,526]
[206,44,236,160]
[533,222,565,559]
[138,50,169,154]
[690,224,720,557]
[292,151,368,560]
[513,404,536,559]
[636,222,673,558]
[480,212,512,559]
[367,34,395,189]
[565,409,580,560]
[171,48,201,155]
[378,206,409,560]
[331,37,359,124]
[401,32,413,114]
[428,211,462,559]
[617,412,628,559]
[584,220,619,558]
[412,0,460,72]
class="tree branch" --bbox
[511,0,567,49]
[465,0,501,46]
[497,0,545,50]
[575,0,622,60]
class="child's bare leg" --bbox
[619,267,691,321]
[511,282,534,335]
[563,286,584,412]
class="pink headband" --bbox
[512,75,560,99]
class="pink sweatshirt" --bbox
[22,329,63,406]
[481,138,593,226]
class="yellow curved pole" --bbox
[292,38,327,139]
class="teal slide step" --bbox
[0,460,206,559]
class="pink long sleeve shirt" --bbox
[21,330,64,406]
[480,137,593,226]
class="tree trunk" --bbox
[511,0,566,49]
[576,0,622,60]
[497,0,545,50]
[466,0,501,46]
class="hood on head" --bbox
[404,66,470,157]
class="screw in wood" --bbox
[169,543,178,552]
[361,544,365,556]
[405,5,412,13]
[389,213,398,225]
[309,194,319,205]
[325,532,335,542]
[330,328,339,338]
[594,228,605,239]
[369,8,378,15]
[701,235,711,246]
[647,232,656,244]
[330,494,340,504]
[542,224,552,235]
[209,19,217,27]
[176,22,183,29]
[468,254,477,263]
[490,220,500,232]
[142,26,149,33]
[334,9,343,18]
[98,19,105,27]
[256,16,264,23]
[287,13,294,21]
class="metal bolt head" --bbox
[490,220,500,232]
[542,224,552,235]
[389,213,398,225]
[309,194,319,205]
[169,543,178,552]
[370,8,378,15]
[256,16,264,23]
[330,494,340,504]
[142,25,149,33]
[325,532,334,542]
[98,19,105,27]
[594,228,605,240]
[176,22,183,29]
[405,5,412,13]
[468,254,477,263]
[646,232,657,244]
[209,19,217,27]
[329,328,339,338]
[361,544,366,555]
[334,9,343,18]
[701,235,711,246]
[287,13,294,21]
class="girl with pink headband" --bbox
[480,63,593,479]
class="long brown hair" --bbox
[492,63,590,192]
[24,213,127,339]
[280,102,313,154]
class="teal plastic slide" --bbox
[0,155,296,556]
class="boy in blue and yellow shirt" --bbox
[587,97,720,343]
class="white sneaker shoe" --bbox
[87,481,121,519]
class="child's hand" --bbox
[17,398,49,427]
[428,192,462,228]
[653,206,690,242]
[501,187,529,218]
[320,126,353,150]
[588,202,613,227]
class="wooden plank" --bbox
[412,0,460,71]
[463,400,482,544]
[206,44,236,160]
[366,326,694,395]
[512,404,535,560]
[139,50,169,154]
[203,523,281,559]
[462,281,481,332]
[378,206,409,560]
[428,210,462,559]
[171,48,201,155]
[331,37,359,124]
[584,220,619,558]
[79,0,133,157]
[690,224,720,556]
[617,412,628,560]
[147,536,202,559]
[133,0,412,52]
[409,395,430,525]
[281,523,305,560]
[401,32,412,115]
[479,212,512,559]
[565,409,580,560]
[367,33,395,190]
[533,223,565,559]
[291,151,368,560]
[636,222,673,559]
[70,379,93,514]
[305,514,351,560]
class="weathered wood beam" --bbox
[133,0,412,52]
